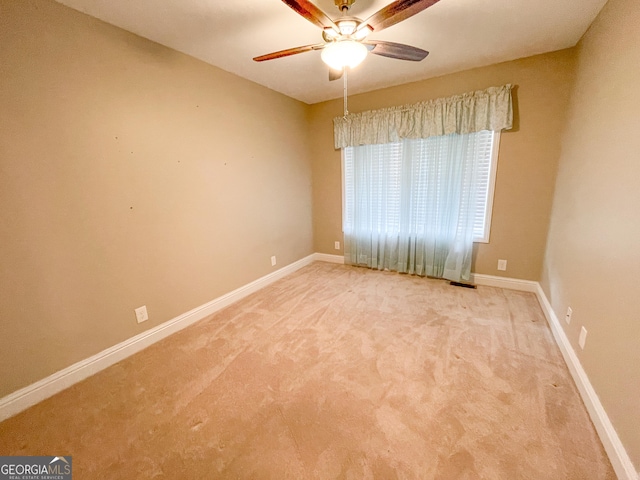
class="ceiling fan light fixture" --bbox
[321,40,368,70]
[353,24,373,40]
[337,19,357,35]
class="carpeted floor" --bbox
[0,262,615,479]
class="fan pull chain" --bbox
[343,67,349,117]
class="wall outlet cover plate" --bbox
[135,306,148,323]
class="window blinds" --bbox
[343,130,497,242]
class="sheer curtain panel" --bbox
[338,85,513,282]
[343,132,490,282]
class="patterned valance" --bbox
[333,84,513,149]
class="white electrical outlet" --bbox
[334,241,341,250]
[578,326,588,350]
[135,305,148,324]
[497,259,507,271]
[270,256,276,267]
[565,307,572,325]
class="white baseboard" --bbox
[534,285,638,480]
[0,253,317,422]
[313,253,345,264]
[470,273,538,292]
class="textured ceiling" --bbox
[55,0,607,104]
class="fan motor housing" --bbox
[334,0,356,11]
[322,16,365,42]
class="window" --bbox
[342,130,500,243]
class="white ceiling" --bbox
[55,0,607,104]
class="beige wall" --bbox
[541,0,640,468]
[309,50,576,281]
[0,0,313,397]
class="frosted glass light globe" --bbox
[321,40,368,70]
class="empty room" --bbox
[0,0,638,478]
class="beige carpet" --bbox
[0,262,615,479]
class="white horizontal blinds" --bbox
[343,147,354,231]
[413,130,494,240]
[452,132,480,239]
[411,135,444,238]
[343,130,495,240]
[409,134,466,241]
[345,143,402,235]
[406,139,427,237]
[471,131,495,239]
[388,143,401,233]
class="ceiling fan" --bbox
[253,0,441,80]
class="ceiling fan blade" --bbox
[364,0,441,33]
[329,68,343,81]
[253,43,325,62]
[280,0,339,30]
[364,40,429,61]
